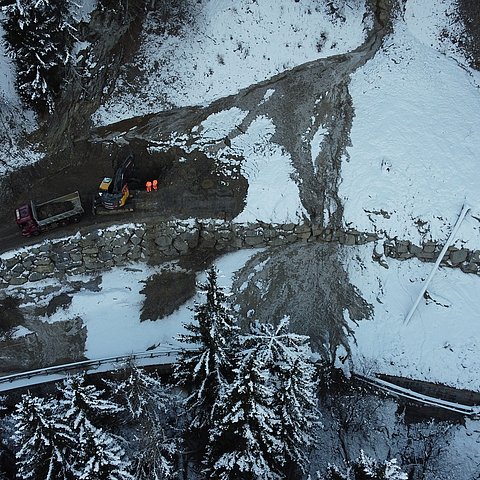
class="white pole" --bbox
[404,203,471,325]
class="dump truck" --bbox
[15,191,84,237]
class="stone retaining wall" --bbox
[382,238,480,273]
[1,220,479,287]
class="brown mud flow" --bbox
[0,0,394,246]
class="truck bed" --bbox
[37,200,75,220]
[33,191,84,226]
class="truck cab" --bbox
[15,203,39,236]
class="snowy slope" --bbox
[340,2,480,248]
[230,115,307,223]
[9,249,260,359]
[344,243,480,391]
[93,0,371,125]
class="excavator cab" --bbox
[95,154,135,211]
[99,177,113,193]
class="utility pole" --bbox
[404,203,471,325]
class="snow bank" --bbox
[93,0,371,125]
[340,6,480,248]
[344,244,480,391]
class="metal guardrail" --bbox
[354,373,480,417]
[0,347,186,392]
[3,353,479,419]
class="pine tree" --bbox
[205,347,282,480]
[12,393,75,480]
[262,319,320,476]
[205,318,321,479]
[58,375,132,480]
[3,0,75,112]
[320,451,408,480]
[175,266,239,436]
[110,363,181,479]
[77,428,133,480]
[59,374,124,429]
[133,421,179,480]
[0,396,13,480]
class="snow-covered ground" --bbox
[93,0,371,125]
[230,115,307,223]
[341,5,480,394]
[340,1,480,248]
[344,243,480,391]
[8,249,260,359]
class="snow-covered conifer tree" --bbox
[3,0,75,111]
[59,374,124,429]
[133,421,179,480]
[175,266,239,435]
[253,318,320,476]
[12,393,75,480]
[109,361,176,421]
[205,318,321,478]
[58,375,132,480]
[77,427,133,480]
[110,363,181,479]
[319,451,408,480]
[205,347,282,480]
[0,396,13,480]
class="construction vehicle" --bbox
[93,153,136,215]
[15,191,84,237]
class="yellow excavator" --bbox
[93,154,136,214]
